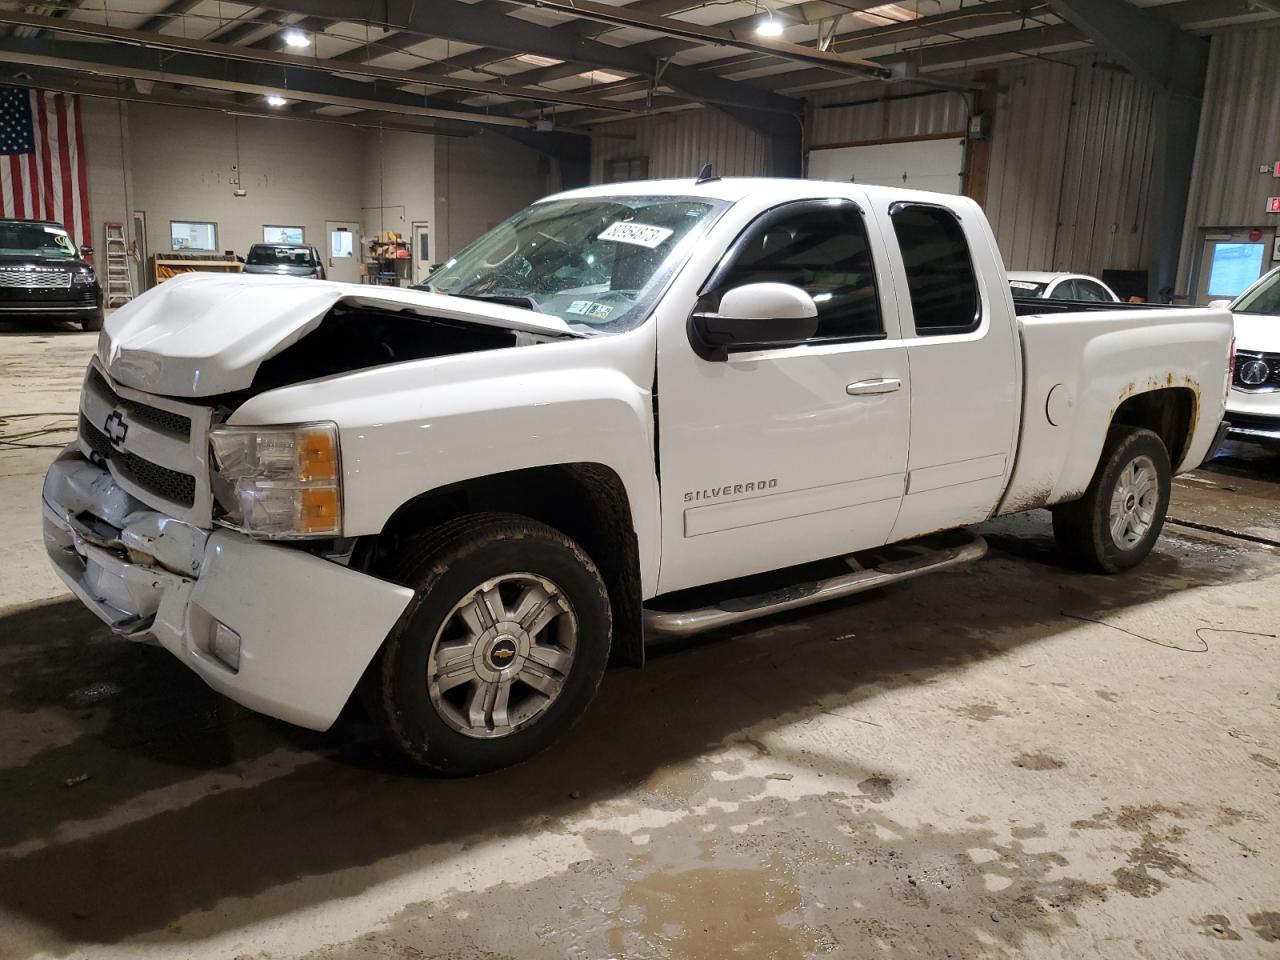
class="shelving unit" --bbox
[150,254,242,285]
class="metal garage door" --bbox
[806,136,966,195]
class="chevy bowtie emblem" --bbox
[103,410,128,447]
[492,648,514,660]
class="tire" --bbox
[80,308,104,332]
[1051,425,1171,574]
[368,512,611,775]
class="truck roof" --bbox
[545,176,970,209]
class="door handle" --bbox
[846,378,902,396]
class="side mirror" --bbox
[79,245,93,256]
[1208,299,1232,309]
[690,282,819,361]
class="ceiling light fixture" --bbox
[281,28,310,47]
[755,3,784,37]
[265,93,288,106]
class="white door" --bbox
[656,197,911,595]
[412,222,431,284]
[808,137,966,195]
[875,197,1021,542]
[325,221,361,284]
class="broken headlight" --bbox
[208,422,342,538]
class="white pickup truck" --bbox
[42,178,1233,773]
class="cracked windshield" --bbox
[418,195,726,333]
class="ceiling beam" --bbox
[0,11,633,113]
[0,37,554,129]
[250,0,805,134]
[539,0,1047,107]
[497,0,891,79]
[1045,0,1208,97]
[743,21,1084,92]
[138,0,201,34]
[0,70,474,136]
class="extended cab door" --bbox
[655,196,912,595]
[875,198,1020,542]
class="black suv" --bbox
[0,218,104,331]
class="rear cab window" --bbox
[890,203,981,335]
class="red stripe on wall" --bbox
[56,96,74,238]
[36,92,57,220]
[72,96,92,251]
[10,154,24,218]
[27,152,40,220]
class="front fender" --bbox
[228,327,661,593]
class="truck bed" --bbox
[996,302,1232,516]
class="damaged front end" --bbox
[42,452,414,730]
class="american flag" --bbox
[0,87,92,249]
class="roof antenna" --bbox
[696,162,720,185]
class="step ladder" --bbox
[103,221,134,307]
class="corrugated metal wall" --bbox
[986,51,1158,276]
[1177,24,1280,294]
[590,50,1159,278]
[590,109,771,182]
[808,86,969,146]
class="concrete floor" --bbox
[2,320,1279,960]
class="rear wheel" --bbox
[1051,425,1171,573]
[368,513,611,775]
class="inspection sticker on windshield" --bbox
[567,300,614,319]
[1009,281,1040,290]
[598,222,674,249]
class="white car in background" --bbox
[1219,266,1280,445]
[1008,271,1120,303]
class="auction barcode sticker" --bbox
[598,222,674,249]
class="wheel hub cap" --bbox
[427,573,578,739]
[1108,454,1159,549]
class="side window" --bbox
[1054,279,1079,300]
[1075,280,1108,302]
[889,203,980,335]
[703,201,884,342]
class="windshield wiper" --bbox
[451,292,544,313]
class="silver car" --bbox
[242,243,325,279]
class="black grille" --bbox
[1233,351,1280,391]
[88,368,192,438]
[80,414,197,508]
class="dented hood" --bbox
[98,272,582,397]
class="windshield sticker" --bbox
[1009,281,1040,290]
[567,300,615,320]
[598,222,674,249]
[43,226,70,236]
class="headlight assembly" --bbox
[208,422,342,538]
[73,269,96,285]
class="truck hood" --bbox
[1232,312,1280,353]
[98,272,583,397]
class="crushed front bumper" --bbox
[42,451,414,730]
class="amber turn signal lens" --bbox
[297,427,339,482]
[298,487,340,534]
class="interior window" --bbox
[708,201,883,342]
[890,204,980,335]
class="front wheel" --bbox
[1051,425,1171,573]
[368,513,611,775]
[80,307,104,332]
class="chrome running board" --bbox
[643,529,987,639]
